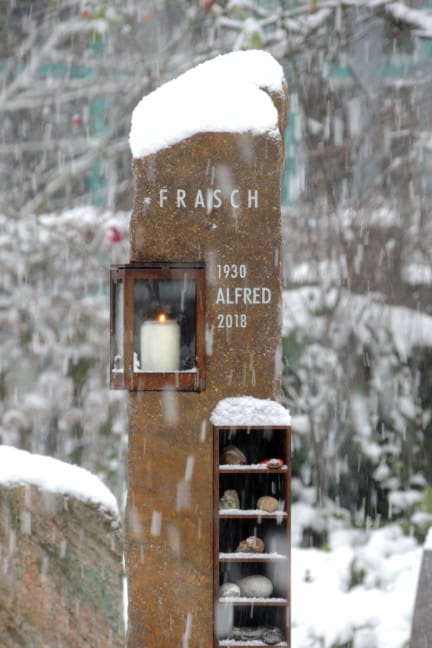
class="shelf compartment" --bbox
[214,424,291,648]
[218,426,287,465]
[219,562,289,601]
[219,471,287,513]
[219,518,289,557]
[216,602,289,646]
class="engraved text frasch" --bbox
[158,188,259,209]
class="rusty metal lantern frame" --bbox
[109,261,206,391]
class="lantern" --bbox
[110,262,205,391]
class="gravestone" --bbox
[410,529,432,648]
[126,50,288,646]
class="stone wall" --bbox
[0,482,124,647]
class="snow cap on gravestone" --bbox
[129,50,287,159]
[211,397,291,427]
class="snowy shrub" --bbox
[0,208,129,501]
[282,203,432,532]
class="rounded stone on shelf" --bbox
[236,535,265,553]
[220,582,241,598]
[220,445,247,465]
[257,495,279,513]
[230,625,281,643]
[219,489,240,509]
[237,574,273,598]
[263,627,283,645]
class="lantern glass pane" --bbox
[113,280,124,372]
[133,276,197,372]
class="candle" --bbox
[140,313,180,372]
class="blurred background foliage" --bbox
[1,0,432,541]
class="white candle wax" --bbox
[140,317,180,372]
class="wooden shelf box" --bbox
[213,424,291,648]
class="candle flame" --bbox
[157,313,167,323]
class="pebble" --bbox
[220,445,247,465]
[219,582,241,597]
[219,489,240,509]
[257,495,279,512]
[259,457,284,469]
[236,535,265,553]
[230,626,282,645]
[237,574,273,598]
[263,627,283,645]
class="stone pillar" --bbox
[126,51,288,647]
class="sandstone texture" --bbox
[0,483,124,647]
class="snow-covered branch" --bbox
[0,20,108,108]
[384,2,432,37]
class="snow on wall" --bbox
[211,396,291,426]
[129,50,285,159]
[0,446,119,517]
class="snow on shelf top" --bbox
[211,396,291,426]
[129,50,285,159]
[219,508,287,517]
[219,596,287,603]
[0,446,119,517]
